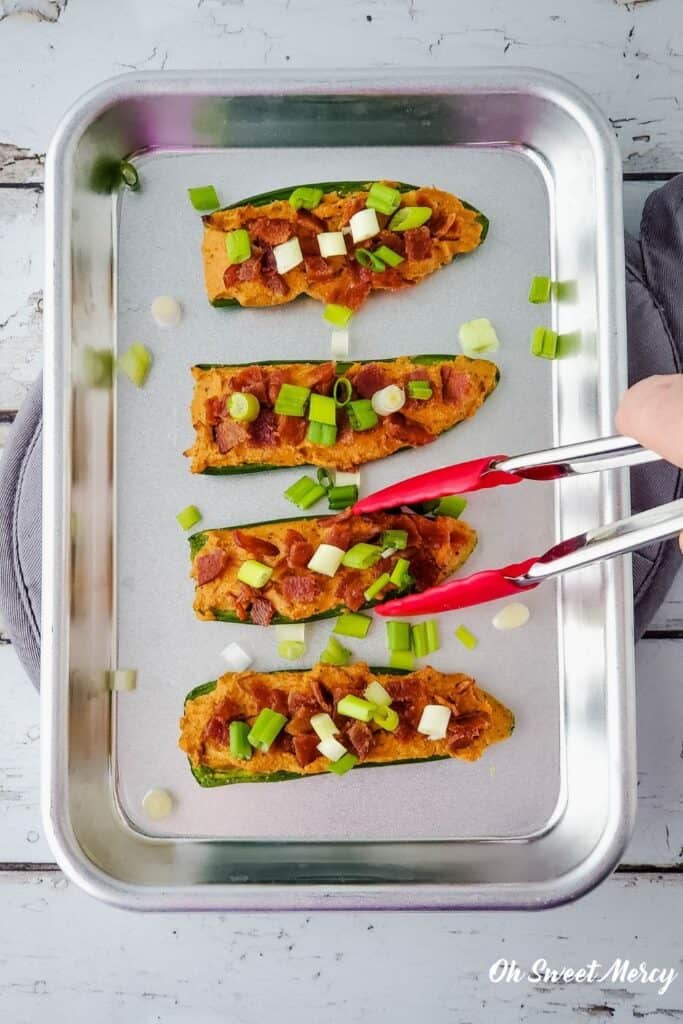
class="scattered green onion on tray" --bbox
[389,650,415,671]
[459,317,500,356]
[333,612,372,639]
[119,161,139,190]
[528,275,552,304]
[176,504,202,531]
[327,484,358,511]
[455,624,478,650]
[324,303,353,327]
[386,620,411,652]
[531,326,559,359]
[277,640,306,661]
[320,635,352,666]
[284,475,326,509]
[118,342,152,387]
[188,185,220,211]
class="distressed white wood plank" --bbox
[0,0,681,169]
[0,188,42,411]
[0,870,681,1022]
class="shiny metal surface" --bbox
[495,434,660,481]
[42,69,633,910]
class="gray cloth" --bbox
[2,179,683,689]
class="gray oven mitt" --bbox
[2,178,683,689]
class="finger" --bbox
[615,375,683,470]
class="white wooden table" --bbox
[1,2,682,1020]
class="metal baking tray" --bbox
[42,69,634,910]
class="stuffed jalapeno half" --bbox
[179,662,514,786]
[186,354,499,474]
[189,509,476,625]
[201,180,488,310]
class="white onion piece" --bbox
[334,470,360,487]
[150,295,182,328]
[311,712,339,740]
[142,788,173,820]
[371,384,405,416]
[273,236,304,275]
[417,704,451,740]
[330,329,349,357]
[364,680,392,707]
[380,547,396,559]
[274,623,306,643]
[492,602,531,631]
[350,207,380,244]
[317,736,348,762]
[318,231,347,257]
[108,668,137,692]
[307,543,345,576]
[220,641,253,672]
[459,317,500,356]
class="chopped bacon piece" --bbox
[215,697,241,720]
[430,211,457,238]
[224,253,264,288]
[404,226,433,261]
[251,682,288,715]
[284,529,314,569]
[249,409,279,447]
[330,263,372,310]
[408,550,442,589]
[233,530,280,562]
[195,549,228,586]
[281,573,319,605]
[322,518,353,551]
[277,414,307,446]
[249,217,293,246]
[288,688,318,715]
[297,210,325,233]
[261,245,277,274]
[278,733,295,754]
[394,720,416,742]
[352,363,391,399]
[307,362,336,395]
[374,268,411,291]
[441,366,471,403]
[205,395,226,426]
[336,575,366,613]
[215,418,248,454]
[304,256,334,281]
[250,597,275,627]
[229,581,256,621]
[202,716,228,747]
[264,272,289,296]
[386,413,435,447]
[293,732,320,768]
[447,711,490,751]
[231,365,269,405]
[311,678,333,713]
[265,367,290,406]
[339,194,366,221]
[414,515,450,549]
[286,709,314,736]
[346,720,373,761]
[376,229,405,255]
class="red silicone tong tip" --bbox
[352,455,522,515]
[375,558,541,616]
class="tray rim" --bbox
[41,66,635,911]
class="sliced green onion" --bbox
[247,708,287,752]
[364,680,392,707]
[334,470,361,487]
[120,161,139,190]
[225,228,251,264]
[374,244,404,267]
[459,317,500,356]
[237,559,273,589]
[176,504,202,531]
[274,382,310,416]
[320,635,352,666]
[324,303,353,327]
[229,391,260,422]
[327,484,358,511]
[342,542,382,570]
[229,720,253,760]
[407,380,433,400]
[350,207,380,244]
[530,326,559,360]
[220,641,253,672]
[389,650,415,671]
[309,393,337,425]
[317,735,348,762]
[310,712,339,740]
[528,275,552,304]
[188,185,220,211]
[366,181,402,215]
[389,558,411,587]
[316,467,334,490]
[118,342,152,387]
[150,295,182,328]
[347,399,379,432]
[275,623,306,643]
[335,361,353,376]
[381,530,408,551]
[289,186,323,210]
[107,668,137,692]
[318,231,347,258]
[425,619,440,654]
[372,705,399,731]
[284,475,326,509]
[417,704,451,740]
[455,624,478,650]
[334,611,372,638]
[333,376,352,406]
[411,622,428,658]
[492,602,531,631]
[371,384,405,416]
[337,694,375,722]
[364,572,391,602]
[386,620,412,652]
[307,543,345,577]
[330,329,349,357]
[327,752,358,775]
[435,495,468,518]
[142,788,173,819]
[355,248,386,272]
[307,421,338,446]
[277,640,306,661]
[388,206,432,231]
[83,346,114,389]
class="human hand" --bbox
[615,374,683,552]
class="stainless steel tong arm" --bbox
[494,434,660,481]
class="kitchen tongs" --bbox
[352,435,683,616]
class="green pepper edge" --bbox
[183,666,452,786]
[189,511,477,623]
[206,181,488,307]
[193,355,500,476]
